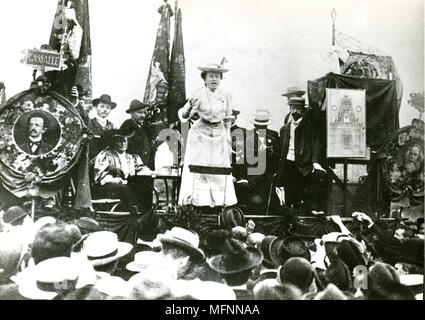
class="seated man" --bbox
[93,129,153,213]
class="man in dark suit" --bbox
[281,86,307,125]
[230,109,249,205]
[276,97,327,214]
[245,109,280,213]
[119,100,153,170]
[21,112,54,155]
[88,94,116,159]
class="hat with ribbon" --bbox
[281,86,306,97]
[288,97,308,106]
[82,231,133,267]
[92,94,117,109]
[253,109,271,126]
[208,238,263,274]
[18,257,79,300]
[198,63,229,73]
[125,99,151,114]
[158,227,205,261]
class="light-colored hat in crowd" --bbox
[246,232,266,248]
[95,275,132,298]
[171,279,236,300]
[158,227,205,261]
[253,109,271,126]
[82,231,133,267]
[18,257,79,300]
[126,250,168,273]
[128,266,176,300]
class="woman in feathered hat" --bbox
[177,60,237,208]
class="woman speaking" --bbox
[178,62,237,208]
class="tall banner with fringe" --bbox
[47,0,92,209]
[143,1,174,167]
[168,6,186,126]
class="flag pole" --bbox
[331,9,337,46]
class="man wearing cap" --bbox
[119,99,154,170]
[281,86,307,125]
[88,94,116,160]
[245,109,280,213]
[276,97,326,215]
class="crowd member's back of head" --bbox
[31,222,81,264]
[278,257,313,294]
[253,279,302,300]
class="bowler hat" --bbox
[281,86,306,97]
[208,238,263,274]
[2,206,29,225]
[220,206,246,228]
[92,94,117,108]
[260,235,277,267]
[269,236,311,267]
[125,99,150,114]
[198,63,229,73]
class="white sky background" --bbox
[0,0,423,132]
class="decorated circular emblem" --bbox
[0,90,84,178]
[379,120,424,205]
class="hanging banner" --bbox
[326,88,366,158]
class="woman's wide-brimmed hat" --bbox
[281,86,306,97]
[125,99,151,114]
[269,235,311,267]
[92,94,117,109]
[82,231,133,267]
[198,63,229,73]
[208,238,263,274]
[158,227,205,261]
[252,109,271,126]
[18,257,80,300]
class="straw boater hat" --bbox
[158,227,205,261]
[281,86,306,97]
[253,109,271,126]
[208,238,263,274]
[82,231,133,267]
[92,94,117,109]
[198,63,229,73]
[125,99,150,114]
[18,257,80,300]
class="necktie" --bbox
[30,142,39,153]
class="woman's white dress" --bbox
[178,87,237,207]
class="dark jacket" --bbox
[277,111,322,180]
[88,118,114,160]
[21,138,53,155]
[120,119,153,170]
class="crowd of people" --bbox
[0,203,423,300]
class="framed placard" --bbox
[326,88,366,158]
